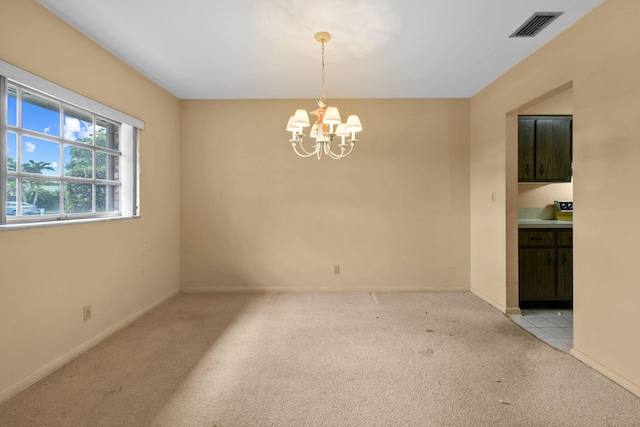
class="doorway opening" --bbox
[506,82,574,351]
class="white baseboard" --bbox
[506,307,522,316]
[570,348,640,398]
[181,286,470,293]
[0,289,179,405]
[470,287,507,313]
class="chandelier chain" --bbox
[320,40,326,104]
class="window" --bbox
[1,60,143,227]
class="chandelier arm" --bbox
[297,137,319,156]
[292,138,319,157]
[323,140,331,156]
[326,150,343,160]
[293,144,316,158]
[336,144,355,158]
[326,143,348,159]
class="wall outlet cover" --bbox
[83,304,92,321]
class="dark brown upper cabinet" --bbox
[518,116,572,182]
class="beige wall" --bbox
[518,184,573,208]
[3,0,638,406]
[519,87,573,115]
[518,88,574,208]
[181,99,470,292]
[0,2,181,402]
[471,0,640,397]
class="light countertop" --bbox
[518,219,573,229]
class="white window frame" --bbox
[0,59,143,228]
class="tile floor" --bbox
[510,308,573,352]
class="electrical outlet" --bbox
[334,264,340,274]
[83,304,92,322]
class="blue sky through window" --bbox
[8,89,16,126]
[64,107,93,143]
[3,78,130,220]
[7,132,16,171]
[21,91,61,137]
[21,136,60,175]
[6,86,98,175]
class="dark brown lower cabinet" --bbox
[519,229,573,307]
[556,248,573,299]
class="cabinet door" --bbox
[519,248,556,301]
[557,248,573,300]
[556,230,573,247]
[535,118,572,181]
[518,118,536,181]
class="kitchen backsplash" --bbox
[518,182,573,208]
[518,206,555,220]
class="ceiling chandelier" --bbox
[286,32,362,160]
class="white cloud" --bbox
[64,117,80,138]
[51,162,58,168]
[64,117,92,141]
[25,142,36,153]
[44,126,51,134]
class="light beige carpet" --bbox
[1,292,639,426]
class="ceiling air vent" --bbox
[510,12,563,38]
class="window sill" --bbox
[0,214,140,231]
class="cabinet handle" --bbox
[529,237,543,241]
[547,253,552,265]
[539,164,545,175]
[525,163,530,175]
[562,253,567,265]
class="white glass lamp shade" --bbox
[345,115,362,133]
[292,109,310,127]
[310,123,319,138]
[322,106,341,125]
[286,116,298,132]
[335,123,349,137]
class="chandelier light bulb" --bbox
[286,116,298,133]
[310,123,319,138]
[323,106,341,125]
[292,109,310,127]
[335,123,349,137]
[345,115,362,133]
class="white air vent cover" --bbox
[510,12,563,38]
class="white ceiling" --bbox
[36,0,604,100]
